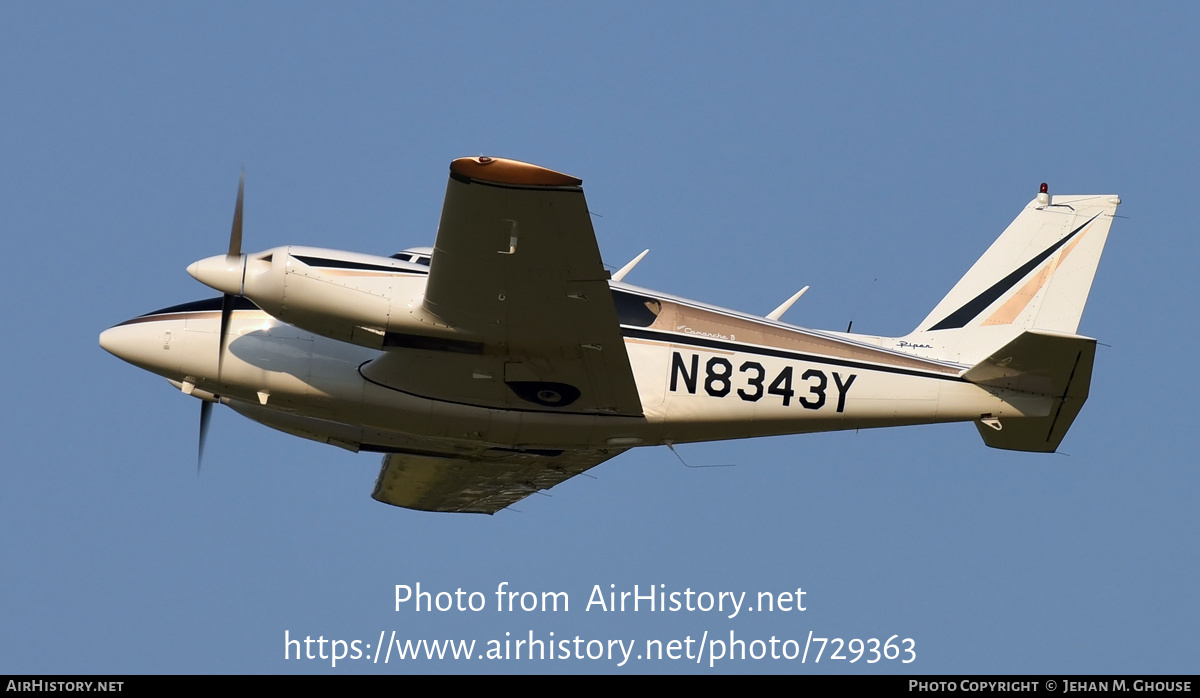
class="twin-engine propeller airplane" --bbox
[100,157,1119,514]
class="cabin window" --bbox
[612,290,662,327]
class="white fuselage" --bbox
[101,247,1047,456]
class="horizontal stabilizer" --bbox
[964,331,1096,452]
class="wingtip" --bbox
[449,156,582,187]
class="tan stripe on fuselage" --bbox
[648,299,961,375]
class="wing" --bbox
[371,447,624,514]
[363,157,643,416]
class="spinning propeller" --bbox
[195,173,246,472]
[218,172,245,378]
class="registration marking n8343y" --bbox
[668,351,857,412]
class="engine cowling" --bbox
[189,245,459,350]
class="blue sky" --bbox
[2,3,1197,674]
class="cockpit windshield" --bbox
[389,247,432,266]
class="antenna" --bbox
[666,442,734,469]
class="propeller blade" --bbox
[228,171,244,258]
[218,173,244,378]
[198,398,213,474]
[217,292,235,379]
[201,172,245,470]
[194,173,244,474]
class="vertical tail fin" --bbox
[902,190,1119,365]
[893,188,1119,452]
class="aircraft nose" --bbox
[99,325,122,357]
[187,254,245,296]
[99,320,182,376]
[100,322,147,365]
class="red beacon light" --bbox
[1037,182,1050,207]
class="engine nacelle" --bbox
[190,245,464,350]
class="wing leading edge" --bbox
[371,447,625,514]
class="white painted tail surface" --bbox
[886,191,1119,451]
[898,192,1119,366]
